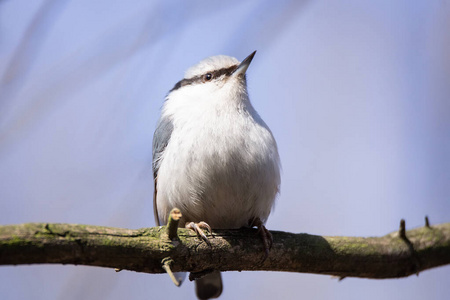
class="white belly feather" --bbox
[156,99,280,229]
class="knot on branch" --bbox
[166,208,182,240]
[162,257,181,286]
[398,219,421,275]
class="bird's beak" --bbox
[232,51,256,77]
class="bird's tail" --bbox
[195,271,223,299]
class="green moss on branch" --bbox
[0,222,449,278]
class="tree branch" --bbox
[1,221,449,279]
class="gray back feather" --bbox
[152,114,174,225]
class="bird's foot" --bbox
[186,221,213,246]
[249,217,273,262]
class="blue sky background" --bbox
[1,1,449,299]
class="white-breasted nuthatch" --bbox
[152,51,281,299]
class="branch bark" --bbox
[1,221,449,279]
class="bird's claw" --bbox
[250,217,273,262]
[186,221,213,246]
[258,225,273,260]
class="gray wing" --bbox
[152,114,174,226]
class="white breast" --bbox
[156,81,280,229]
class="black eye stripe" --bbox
[209,65,237,79]
[170,65,238,92]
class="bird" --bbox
[152,51,281,299]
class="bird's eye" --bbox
[204,73,212,81]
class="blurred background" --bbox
[1,1,449,299]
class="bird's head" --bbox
[167,51,257,105]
